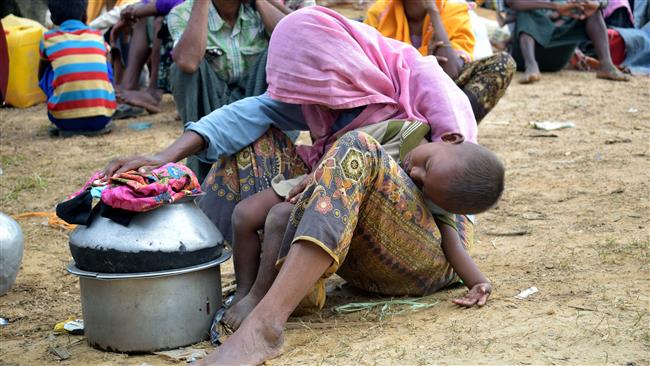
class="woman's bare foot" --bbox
[222,292,263,331]
[519,66,541,84]
[120,89,163,113]
[519,60,541,84]
[596,66,630,81]
[197,313,284,366]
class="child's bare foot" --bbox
[120,90,162,113]
[222,292,263,331]
[519,64,541,84]
[196,312,284,366]
[597,66,630,81]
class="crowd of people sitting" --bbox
[36,0,646,138]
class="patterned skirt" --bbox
[455,51,516,122]
[278,131,474,301]
[198,127,308,245]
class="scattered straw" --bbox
[13,212,76,231]
[333,297,439,320]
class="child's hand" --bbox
[452,282,491,308]
[286,175,314,203]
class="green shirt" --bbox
[167,0,269,84]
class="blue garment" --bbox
[184,93,307,163]
[614,0,650,75]
[184,92,367,164]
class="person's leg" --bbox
[455,52,516,123]
[585,10,629,81]
[229,188,284,305]
[518,32,541,83]
[119,18,151,92]
[120,17,165,112]
[198,240,332,366]
[223,201,294,330]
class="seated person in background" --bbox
[110,0,184,114]
[39,0,116,137]
[365,0,516,123]
[168,0,311,182]
[222,135,505,330]
[85,0,139,24]
[507,0,629,83]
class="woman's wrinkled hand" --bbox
[285,175,314,204]
[452,282,492,308]
[100,155,169,181]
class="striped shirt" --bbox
[40,20,116,119]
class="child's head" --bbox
[48,0,88,26]
[403,136,505,215]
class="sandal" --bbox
[112,103,145,120]
[209,292,235,345]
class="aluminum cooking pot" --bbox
[0,212,23,295]
[69,196,224,273]
[67,249,231,353]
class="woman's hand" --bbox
[578,0,600,18]
[555,2,586,20]
[285,175,314,203]
[452,282,492,308]
[120,4,139,24]
[101,155,169,180]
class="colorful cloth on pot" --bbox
[102,163,201,212]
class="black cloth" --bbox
[56,190,93,226]
[56,191,135,227]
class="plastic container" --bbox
[2,15,46,108]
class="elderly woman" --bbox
[105,7,496,365]
[365,0,516,122]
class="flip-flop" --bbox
[113,103,145,120]
[209,293,235,345]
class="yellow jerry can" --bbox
[2,14,47,108]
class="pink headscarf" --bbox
[266,6,477,168]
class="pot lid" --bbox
[69,198,223,254]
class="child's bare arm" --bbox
[436,218,492,307]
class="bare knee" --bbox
[265,203,294,232]
[232,198,262,233]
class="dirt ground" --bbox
[1,7,650,366]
